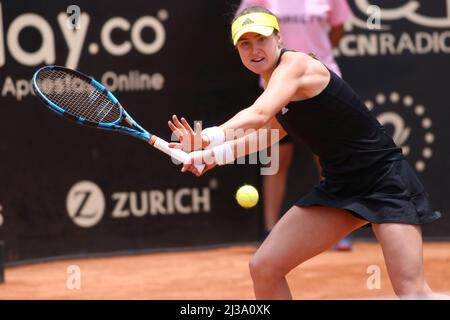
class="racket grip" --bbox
[152,138,205,174]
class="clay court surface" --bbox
[1,242,449,300]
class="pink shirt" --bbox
[237,0,353,76]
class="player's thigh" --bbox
[372,223,425,281]
[252,205,368,275]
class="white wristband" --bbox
[212,142,235,166]
[202,126,225,149]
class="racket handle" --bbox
[152,137,205,174]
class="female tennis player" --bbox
[168,7,441,299]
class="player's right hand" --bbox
[181,149,217,176]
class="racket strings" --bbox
[36,69,121,124]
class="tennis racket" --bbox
[31,65,204,173]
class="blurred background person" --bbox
[236,0,354,250]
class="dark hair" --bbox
[232,6,277,24]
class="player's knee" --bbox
[249,255,285,282]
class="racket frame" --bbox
[32,65,203,171]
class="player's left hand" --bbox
[168,115,203,152]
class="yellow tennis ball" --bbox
[236,185,259,209]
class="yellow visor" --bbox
[231,12,280,45]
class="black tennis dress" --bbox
[275,49,440,224]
